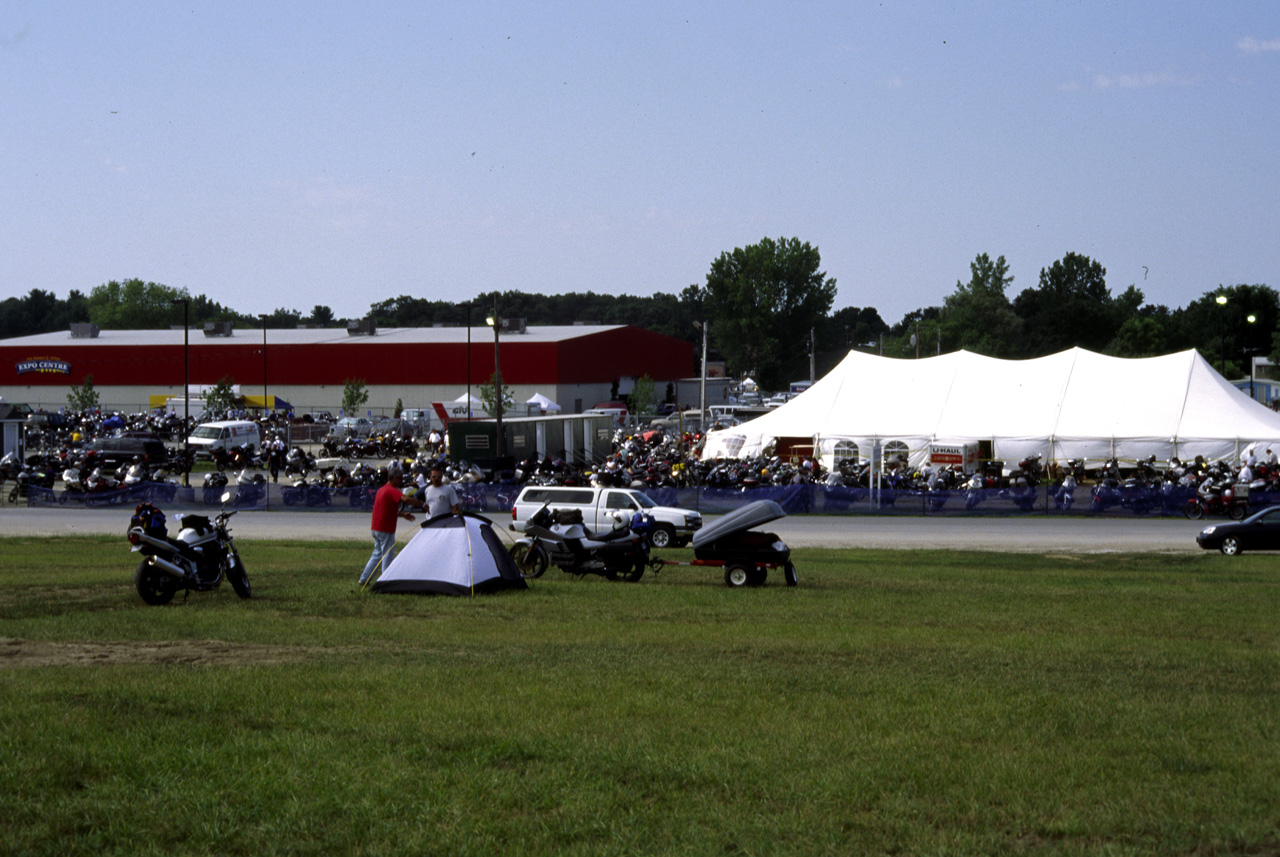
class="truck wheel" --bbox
[784,562,798,587]
[649,524,676,549]
[724,564,750,588]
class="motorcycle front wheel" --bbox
[226,549,252,599]
[134,559,178,606]
[1184,502,1205,520]
[509,543,548,579]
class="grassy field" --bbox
[1,536,1277,856]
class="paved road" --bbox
[0,505,1208,553]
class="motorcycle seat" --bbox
[584,527,634,543]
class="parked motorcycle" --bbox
[126,496,251,605]
[509,502,653,582]
[1183,485,1248,520]
[281,477,332,507]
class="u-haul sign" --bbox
[929,442,979,470]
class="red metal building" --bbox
[0,324,695,415]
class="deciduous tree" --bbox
[692,237,837,389]
[939,254,1022,357]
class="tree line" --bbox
[2,239,1275,392]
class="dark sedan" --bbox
[1196,507,1280,555]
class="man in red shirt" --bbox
[359,466,425,586]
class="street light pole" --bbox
[1216,294,1228,376]
[463,303,473,422]
[259,314,268,413]
[487,297,504,459]
[171,297,190,487]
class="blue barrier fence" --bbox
[21,480,1278,518]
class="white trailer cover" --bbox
[702,348,1280,468]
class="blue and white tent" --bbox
[371,514,527,596]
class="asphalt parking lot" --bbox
[0,506,1207,553]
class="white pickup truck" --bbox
[509,485,701,548]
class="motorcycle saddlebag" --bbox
[553,508,584,525]
[129,502,167,540]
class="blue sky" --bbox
[2,2,1276,326]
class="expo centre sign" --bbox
[15,358,71,376]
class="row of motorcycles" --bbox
[0,451,183,506]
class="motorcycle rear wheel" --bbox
[605,558,645,583]
[509,543,548,579]
[134,559,178,606]
[226,551,251,599]
[1229,504,1247,521]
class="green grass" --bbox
[1,538,1277,856]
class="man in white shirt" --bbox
[424,465,460,518]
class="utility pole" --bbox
[693,320,708,423]
[809,327,815,385]
[492,296,504,459]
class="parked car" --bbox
[1196,506,1280,555]
[510,484,701,548]
[80,437,169,469]
[329,417,373,438]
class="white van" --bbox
[187,420,262,459]
[510,485,701,548]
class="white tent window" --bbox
[884,440,909,465]
[832,440,859,465]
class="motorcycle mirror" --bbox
[221,490,232,504]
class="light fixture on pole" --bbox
[1215,294,1228,376]
[171,297,190,487]
[1247,313,1258,400]
[486,298,504,459]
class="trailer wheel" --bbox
[747,566,767,587]
[724,564,750,588]
[784,562,798,587]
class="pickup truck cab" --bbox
[510,485,701,548]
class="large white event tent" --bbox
[702,348,1280,469]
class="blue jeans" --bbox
[360,530,397,585]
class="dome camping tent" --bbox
[370,514,527,596]
[702,348,1280,470]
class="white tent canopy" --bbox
[702,348,1280,468]
[526,392,562,413]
